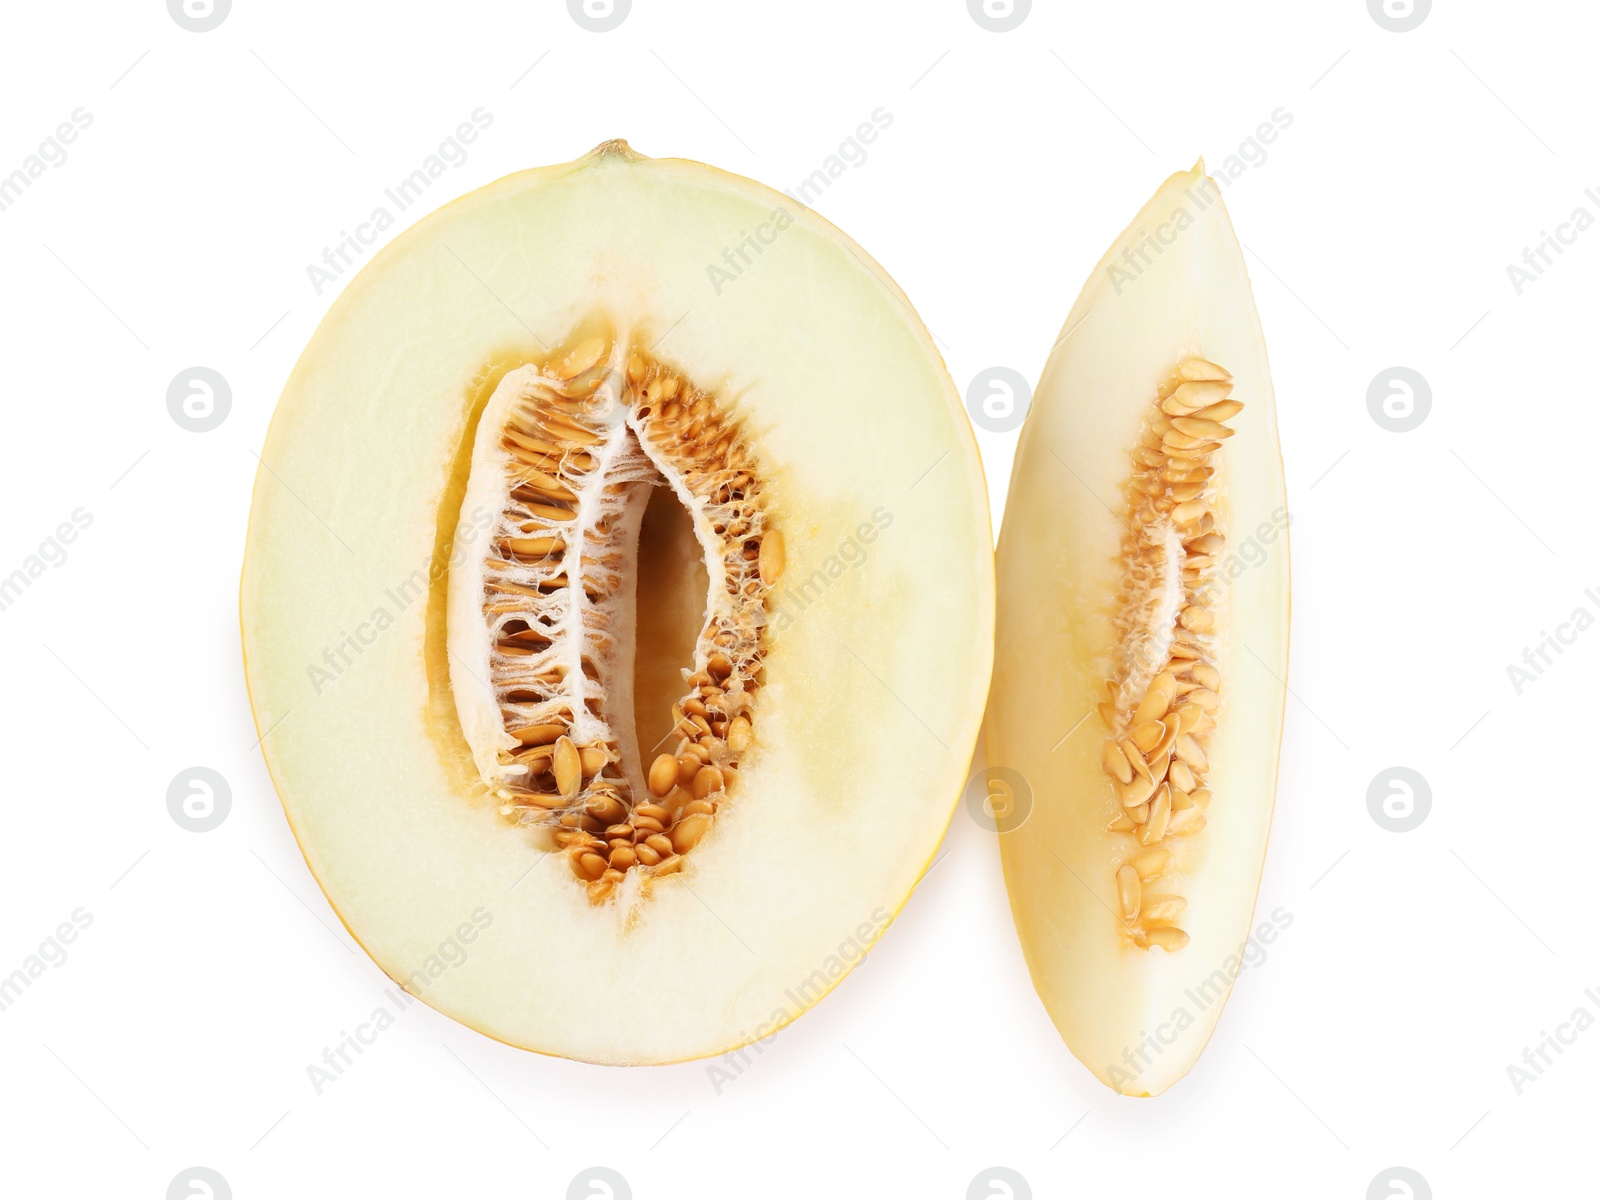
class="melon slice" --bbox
[988,162,1289,1095]
[240,140,994,1065]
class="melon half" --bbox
[240,141,994,1064]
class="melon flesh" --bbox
[240,141,994,1065]
[988,163,1289,1096]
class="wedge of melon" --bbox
[988,162,1289,1095]
[240,141,994,1065]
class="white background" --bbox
[0,1,1592,1197]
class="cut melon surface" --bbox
[988,163,1289,1096]
[241,141,994,1065]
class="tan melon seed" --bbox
[553,336,605,380]
[505,536,563,557]
[1174,733,1208,772]
[1167,807,1206,835]
[1175,357,1232,382]
[692,766,724,800]
[1107,814,1135,832]
[1171,416,1233,440]
[1168,758,1197,794]
[1102,740,1135,785]
[1120,774,1158,809]
[647,753,678,797]
[608,845,637,871]
[1192,399,1244,422]
[1144,746,1172,787]
[1116,865,1141,921]
[728,715,754,753]
[1132,721,1165,753]
[553,736,582,800]
[659,793,685,822]
[1122,738,1154,783]
[1163,381,1233,413]
[1133,675,1176,726]
[759,531,786,585]
[1130,848,1171,881]
[1140,787,1171,844]
[1144,927,1190,952]
[634,843,662,866]
[1140,893,1187,924]
[512,723,566,746]
[672,812,712,854]
[1152,714,1181,759]
[673,753,699,787]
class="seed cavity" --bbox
[1098,357,1239,952]
[450,330,781,905]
